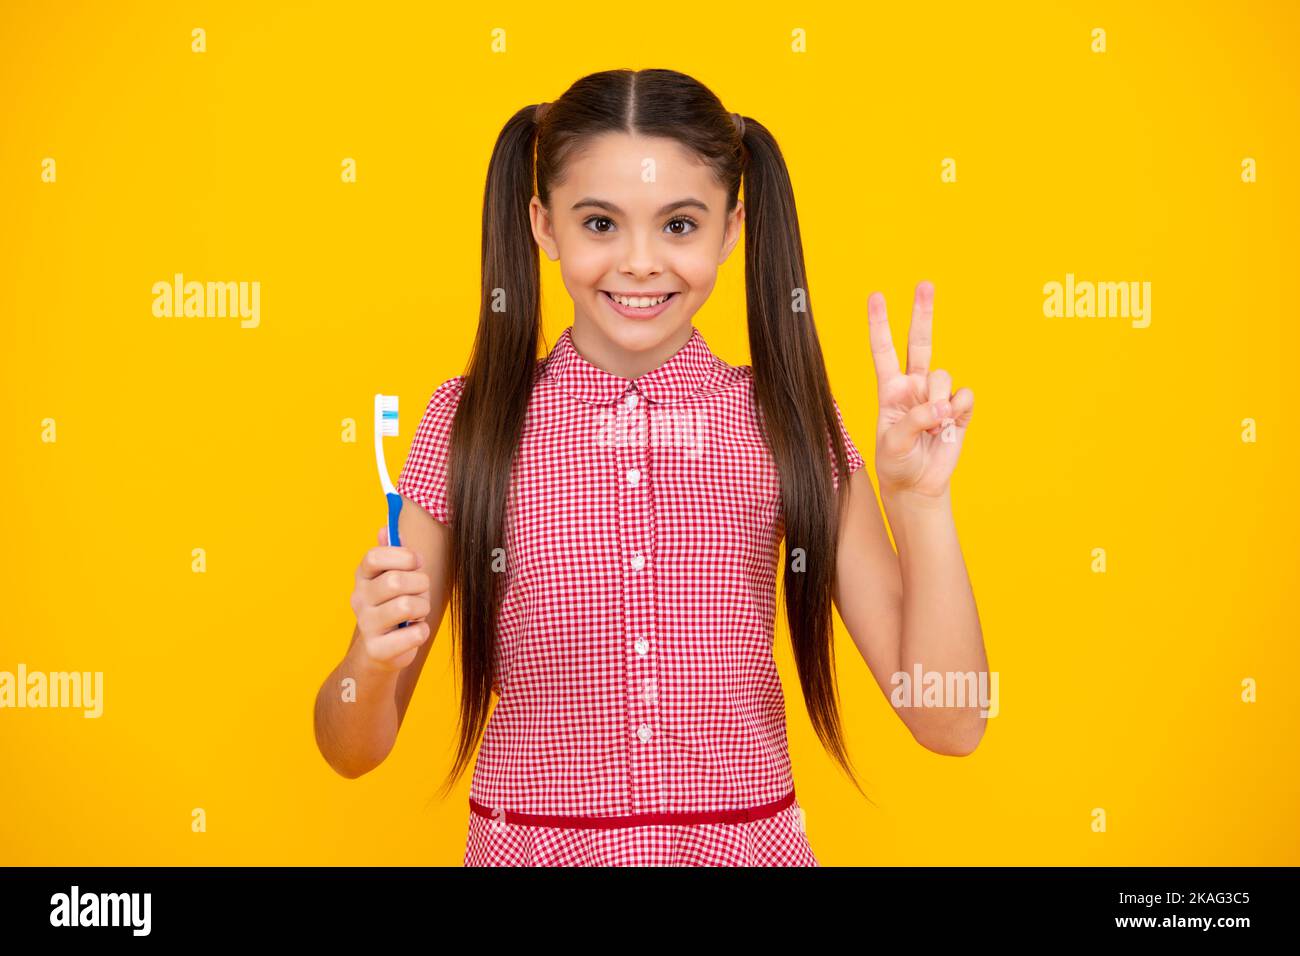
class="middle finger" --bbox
[906,281,935,376]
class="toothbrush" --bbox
[374,393,410,629]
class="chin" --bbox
[587,311,666,344]
[597,322,655,351]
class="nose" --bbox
[619,230,663,279]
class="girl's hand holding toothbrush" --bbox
[349,525,433,674]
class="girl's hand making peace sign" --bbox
[868,281,974,500]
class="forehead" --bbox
[553,132,722,208]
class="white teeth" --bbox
[609,292,671,308]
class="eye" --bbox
[582,215,616,234]
[666,216,699,236]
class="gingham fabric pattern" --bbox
[397,324,865,866]
[462,796,817,866]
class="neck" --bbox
[569,319,694,380]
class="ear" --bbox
[719,200,744,264]
[530,195,560,261]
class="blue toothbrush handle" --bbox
[386,492,410,630]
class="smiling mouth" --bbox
[601,290,678,307]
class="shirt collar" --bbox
[542,324,715,406]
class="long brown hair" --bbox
[437,68,864,800]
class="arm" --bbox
[834,280,986,756]
[833,472,986,757]
[313,497,453,778]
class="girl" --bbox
[314,68,985,866]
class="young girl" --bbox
[314,68,984,866]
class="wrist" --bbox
[880,483,952,513]
[879,484,956,563]
[350,643,401,683]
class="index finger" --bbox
[867,291,902,395]
[906,281,934,375]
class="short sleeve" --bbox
[397,375,467,526]
[829,396,866,493]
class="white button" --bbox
[626,468,641,487]
[637,723,653,742]
[626,393,639,409]
[634,637,648,655]
[630,552,645,571]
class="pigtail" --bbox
[739,115,867,798]
[437,104,547,798]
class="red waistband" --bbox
[468,788,796,829]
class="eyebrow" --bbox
[570,197,710,216]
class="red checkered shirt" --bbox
[397,324,865,865]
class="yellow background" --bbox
[2,0,1296,865]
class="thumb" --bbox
[378,525,389,547]
[886,400,949,457]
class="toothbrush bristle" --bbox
[377,394,399,434]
